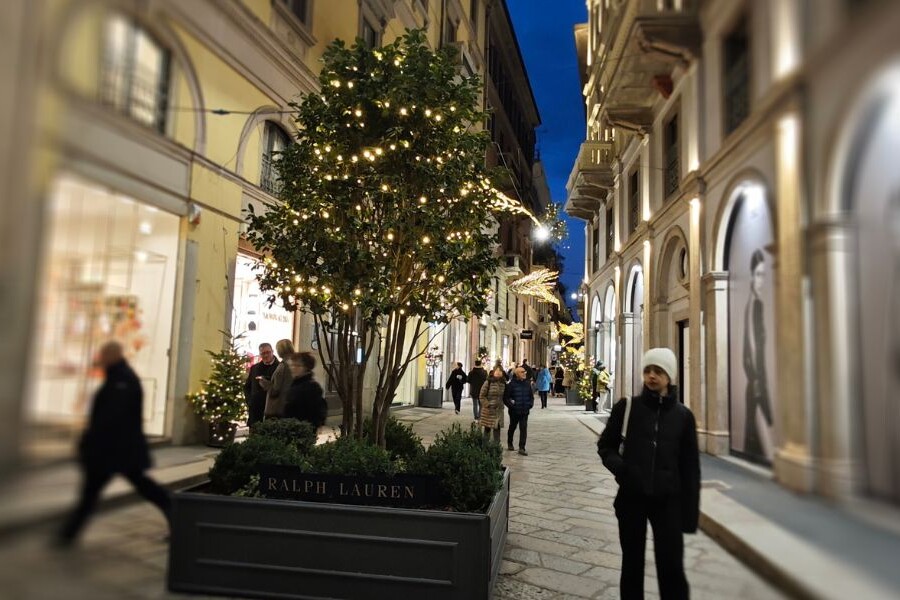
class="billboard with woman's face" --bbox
[727,185,778,465]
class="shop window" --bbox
[30,175,180,442]
[232,254,295,363]
[261,122,290,195]
[471,0,480,35]
[592,223,601,272]
[724,17,750,135]
[664,113,680,198]
[100,14,170,133]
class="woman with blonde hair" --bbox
[478,365,507,443]
[260,338,295,418]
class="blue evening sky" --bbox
[506,0,588,309]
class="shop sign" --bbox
[258,466,444,508]
[519,330,534,340]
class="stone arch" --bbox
[711,170,775,272]
[235,107,300,179]
[623,259,643,313]
[47,0,207,154]
[655,226,688,304]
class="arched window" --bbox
[100,14,171,132]
[261,122,291,195]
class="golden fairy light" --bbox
[508,268,561,307]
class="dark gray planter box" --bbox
[565,389,582,405]
[417,387,444,408]
[167,468,510,600]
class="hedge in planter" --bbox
[169,419,510,599]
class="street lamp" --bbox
[534,226,550,242]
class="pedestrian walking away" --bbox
[245,342,279,426]
[445,362,467,414]
[261,338,294,419]
[503,366,534,455]
[536,364,552,408]
[467,361,488,421]
[478,366,507,444]
[596,347,701,600]
[57,341,171,547]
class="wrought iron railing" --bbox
[260,154,282,196]
[99,60,169,133]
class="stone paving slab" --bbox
[0,397,785,599]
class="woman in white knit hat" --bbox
[596,347,700,600]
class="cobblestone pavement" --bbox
[0,397,785,599]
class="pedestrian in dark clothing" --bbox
[596,347,700,600]
[554,365,565,397]
[521,359,535,382]
[467,362,488,421]
[445,362,467,414]
[283,352,327,429]
[503,367,534,455]
[245,343,279,426]
[58,342,171,546]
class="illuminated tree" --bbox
[187,333,248,425]
[245,30,521,446]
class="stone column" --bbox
[0,0,42,477]
[689,199,704,427]
[621,313,636,398]
[702,272,730,455]
[773,111,813,492]
[808,220,861,498]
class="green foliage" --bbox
[186,333,248,424]
[245,28,509,322]
[251,418,318,454]
[208,436,304,495]
[233,474,262,498]
[414,423,502,513]
[362,417,425,464]
[307,435,396,477]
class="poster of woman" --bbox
[727,188,778,464]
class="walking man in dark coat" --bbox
[244,342,279,426]
[503,366,534,456]
[467,361,488,421]
[58,342,171,546]
[445,362,467,414]
[597,347,700,600]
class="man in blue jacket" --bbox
[503,366,534,456]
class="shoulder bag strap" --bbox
[619,397,633,455]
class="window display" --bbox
[28,174,179,440]
[232,254,295,363]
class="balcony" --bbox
[592,0,701,112]
[565,141,615,221]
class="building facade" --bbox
[0,0,548,472]
[567,0,900,508]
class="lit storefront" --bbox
[26,174,180,454]
[232,253,296,362]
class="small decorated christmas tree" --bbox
[187,334,248,426]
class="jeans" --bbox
[451,389,462,412]
[539,391,548,408]
[507,411,529,449]
[471,386,482,420]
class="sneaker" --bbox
[518,449,528,456]
[507,444,515,451]
[455,410,459,415]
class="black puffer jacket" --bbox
[284,374,327,428]
[597,386,701,532]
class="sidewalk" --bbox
[0,444,217,538]
[3,401,892,599]
[577,412,900,600]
